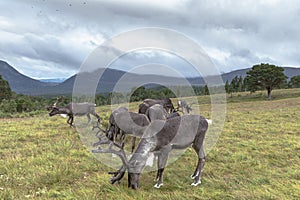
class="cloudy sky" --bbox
[0,0,299,79]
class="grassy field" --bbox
[0,89,299,199]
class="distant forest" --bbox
[1,71,300,117]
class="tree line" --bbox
[1,63,300,116]
[0,75,51,117]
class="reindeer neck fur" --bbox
[57,107,72,115]
[128,138,156,173]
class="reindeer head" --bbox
[48,107,60,116]
[47,97,62,116]
[163,98,175,113]
[128,173,140,189]
[91,133,143,189]
[126,151,150,189]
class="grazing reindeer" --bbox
[47,98,101,126]
[145,104,168,121]
[136,100,175,150]
[106,107,150,153]
[93,114,208,189]
[138,98,175,114]
[106,106,129,141]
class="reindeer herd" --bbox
[47,98,210,190]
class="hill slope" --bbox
[0,61,50,94]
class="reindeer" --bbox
[93,114,208,189]
[145,104,168,121]
[138,98,175,114]
[136,99,176,149]
[105,107,150,153]
[47,98,101,126]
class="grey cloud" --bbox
[22,34,81,68]
[0,0,300,78]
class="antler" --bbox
[53,96,63,107]
[91,122,129,184]
[177,100,197,113]
[46,97,63,111]
[92,140,129,168]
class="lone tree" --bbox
[245,63,287,99]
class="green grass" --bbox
[0,89,299,199]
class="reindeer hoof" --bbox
[154,183,163,189]
[191,180,201,186]
[191,173,199,179]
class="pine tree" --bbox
[245,63,287,99]
[0,75,12,102]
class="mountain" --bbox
[0,61,51,94]
[281,67,300,80]
[48,68,204,95]
[0,61,200,96]
[1,60,300,96]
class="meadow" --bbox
[0,89,299,199]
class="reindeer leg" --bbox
[191,145,206,186]
[131,137,136,153]
[154,148,170,189]
[191,157,205,186]
[67,116,70,126]
[119,130,124,141]
[91,112,101,124]
[86,114,91,125]
[67,115,74,127]
[114,127,121,143]
[154,152,161,181]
